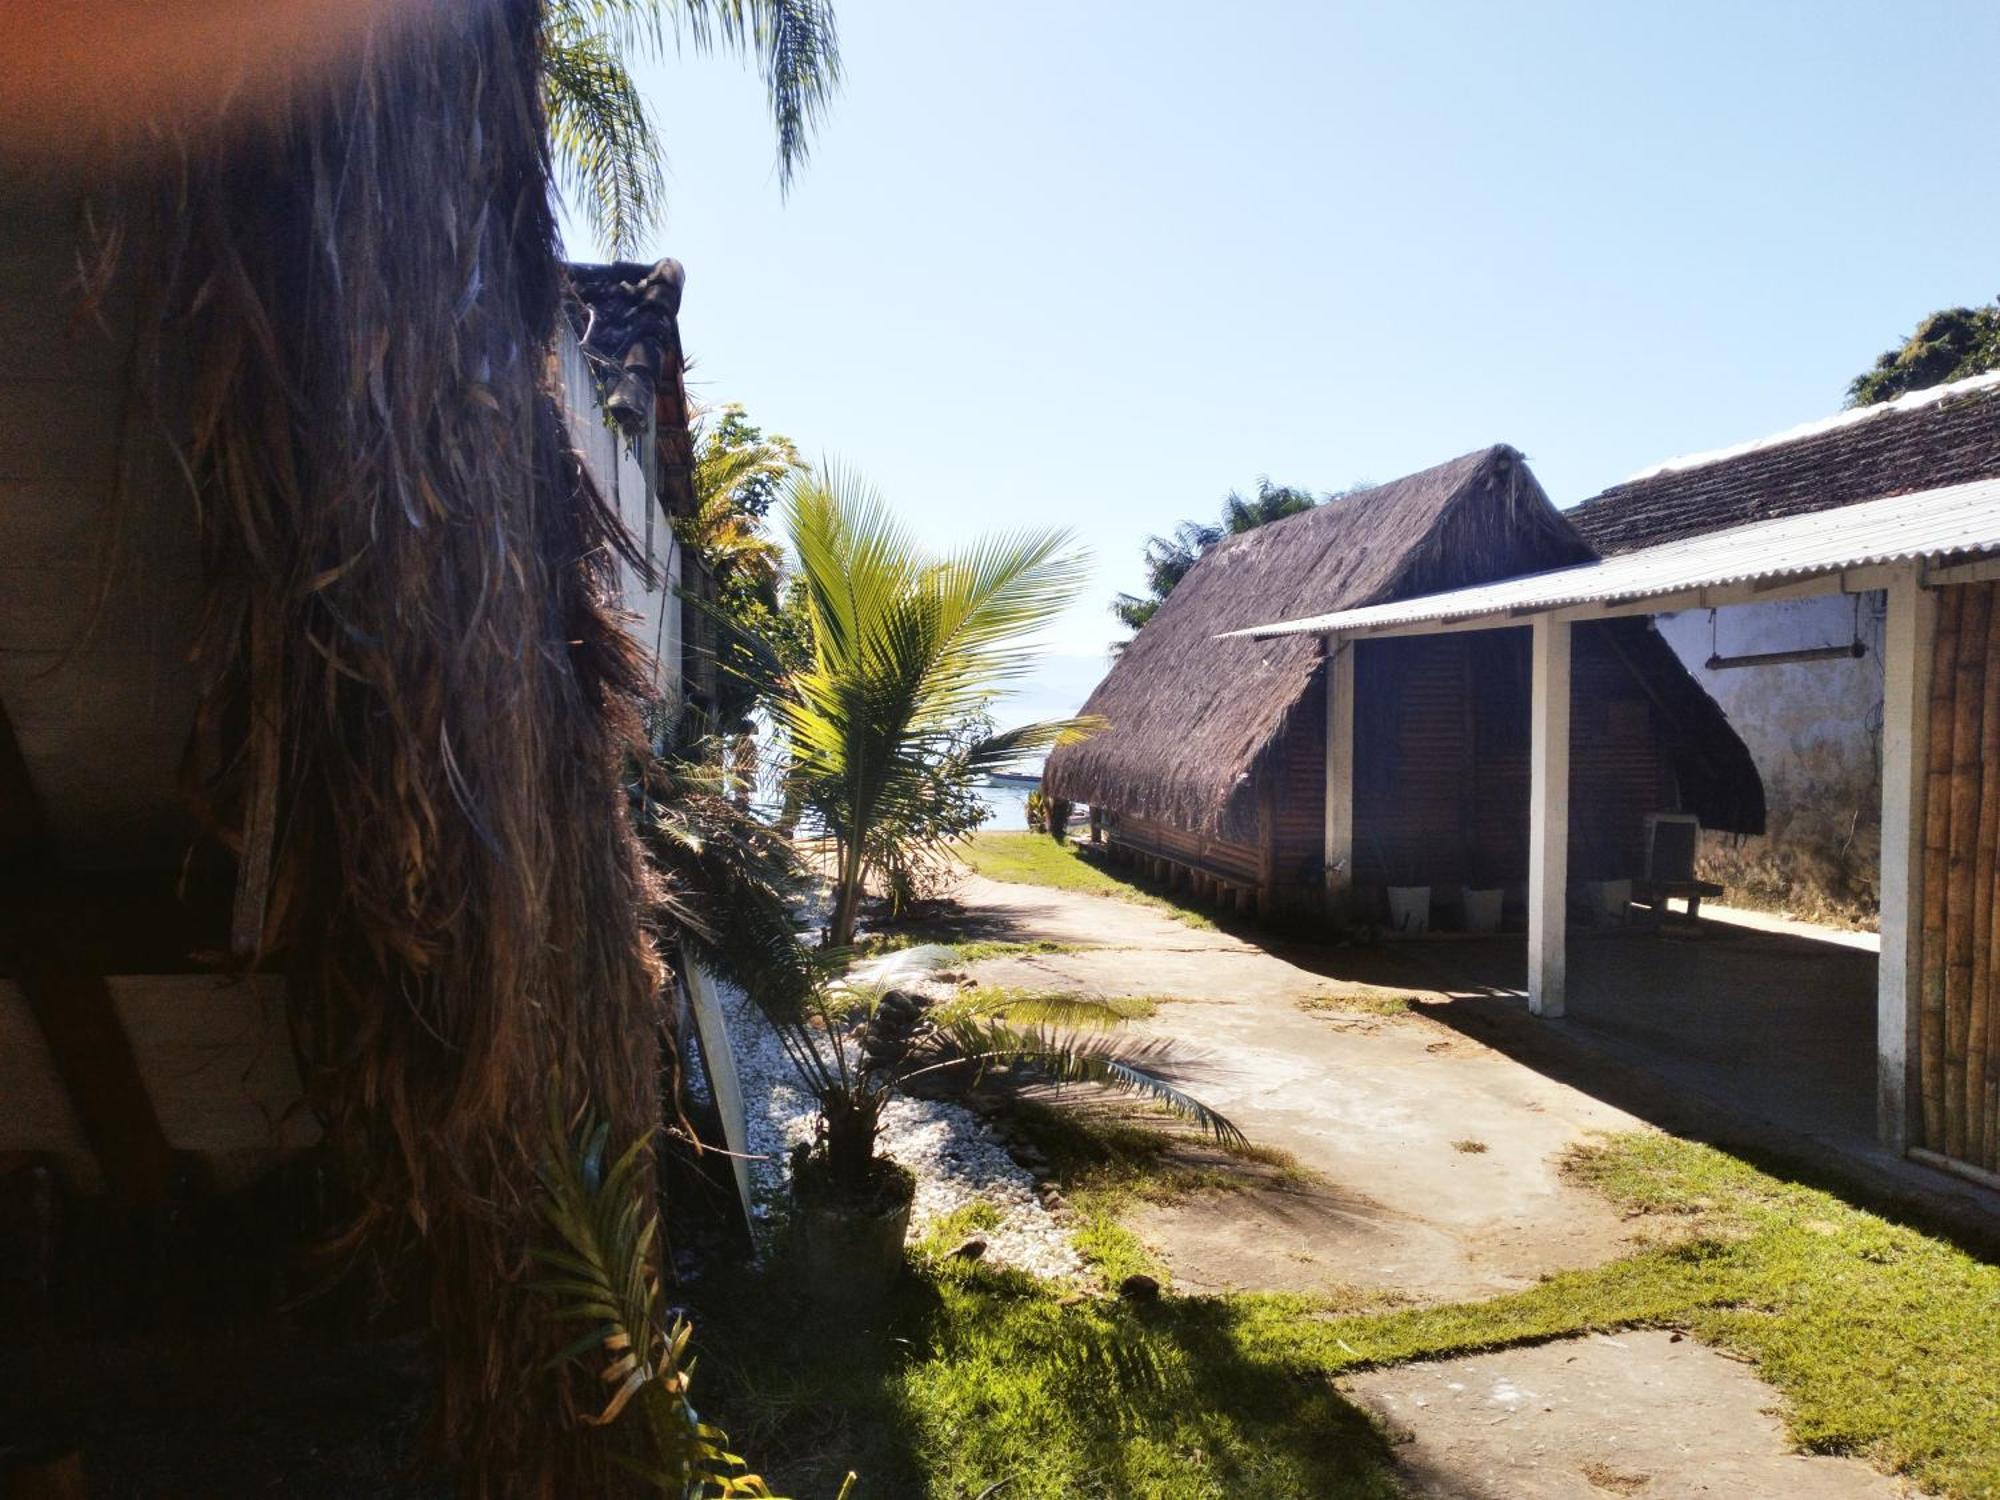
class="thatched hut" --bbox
[1,6,694,1492]
[1044,445,1764,923]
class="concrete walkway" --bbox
[954,871,1648,1301]
[944,867,1919,1499]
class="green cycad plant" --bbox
[803,984,1246,1205]
[626,723,1239,1212]
[773,466,1098,947]
[543,0,841,255]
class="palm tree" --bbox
[543,0,841,255]
[682,403,800,593]
[1111,479,1325,640]
[772,466,1093,946]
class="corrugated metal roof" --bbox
[1231,475,2000,641]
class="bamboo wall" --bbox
[1103,623,1685,925]
[1919,579,2000,1170]
[1350,630,1670,892]
[1269,682,1328,889]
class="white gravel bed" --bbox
[712,961,1083,1282]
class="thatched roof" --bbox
[23,4,668,1486]
[1047,446,1596,839]
[1570,371,2000,554]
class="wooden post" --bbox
[1,702,176,1206]
[1881,565,1938,1153]
[1528,615,1571,1018]
[1324,639,1356,914]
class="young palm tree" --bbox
[543,0,841,254]
[773,467,1093,946]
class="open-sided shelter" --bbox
[1237,465,2000,1193]
[1045,446,1763,925]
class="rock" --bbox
[860,988,933,1075]
[1118,1273,1161,1302]
[949,1237,988,1261]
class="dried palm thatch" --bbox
[105,2,665,1491]
[1047,449,1571,839]
[1045,445,1765,844]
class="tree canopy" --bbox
[1111,479,1326,638]
[677,402,807,735]
[543,0,841,254]
[1849,302,2000,406]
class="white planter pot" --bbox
[1462,886,1503,933]
[1587,878,1633,925]
[1386,885,1431,934]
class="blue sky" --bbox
[561,0,2000,723]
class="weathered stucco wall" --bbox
[555,320,682,702]
[1655,593,1884,923]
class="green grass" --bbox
[694,1130,2000,1498]
[1250,1135,2000,1497]
[913,1200,1004,1258]
[847,933,1090,967]
[957,832,1218,929]
[942,987,1167,1023]
[1002,1099,1320,1290]
[953,938,1090,963]
[696,1254,1401,1499]
[1296,988,1415,1018]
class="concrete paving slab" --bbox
[1340,1332,1914,1498]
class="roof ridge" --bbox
[1376,444,1534,601]
[1616,369,2000,488]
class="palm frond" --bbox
[914,1019,1246,1148]
[543,12,665,256]
[532,1095,774,1494]
[542,0,842,252]
[649,0,841,186]
[761,464,1094,939]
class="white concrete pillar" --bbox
[1528,615,1572,1017]
[1324,638,1356,908]
[1878,565,1935,1152]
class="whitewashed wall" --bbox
[555,323,682,703]
[1655,592,1885,918]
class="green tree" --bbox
[771,466,1092,946]
[543,0,841,255]
[676,404,806,802]
[1111,478,1324,638]
[1849,302,2000,406]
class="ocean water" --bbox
[977,776,1039,831]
